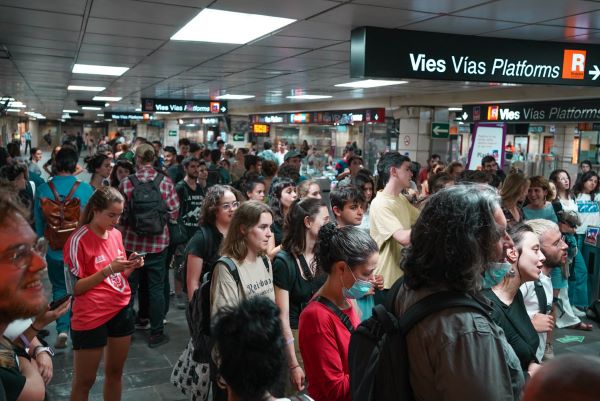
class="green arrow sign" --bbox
[431,122,450,139]
[233,133,245,141]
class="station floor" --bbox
[29,147,600,400]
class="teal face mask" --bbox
[482,262,512,289]
[343,266,374,299]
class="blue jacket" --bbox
[34,176,94,261]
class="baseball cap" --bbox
[284,150,302,162]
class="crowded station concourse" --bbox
[4,0,600,400]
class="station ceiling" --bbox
[2,0,600,119]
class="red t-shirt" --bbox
[299,299,359,401]
[63,225,131,331]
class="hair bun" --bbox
[318,222,337,243]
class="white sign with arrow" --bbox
[589,65,600,80]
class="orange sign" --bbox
[487,106,499,121]
[562,49,586,79]
[252,123,270,135]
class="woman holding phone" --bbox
[63,186,144,401]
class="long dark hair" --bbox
[268,178,296,226]
[401,184,502,293]
[573,171,599,201]
[282,198,327,256]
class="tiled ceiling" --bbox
[2,0,600,119]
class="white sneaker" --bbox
[55,332,68,349]
[543,343,555,360]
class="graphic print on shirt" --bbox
[180,192,204,228]
[96,250,127,293]
[246,277,273,297]
[577,200,599,213]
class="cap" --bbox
[284,150,302,162]
[135,143,155,158]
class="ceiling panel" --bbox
[353,0,490,14]
[76,51,143,65]
[91,0,199,25]
[79,43,152,57]
[0,0,86,15]
[453,0,600,24]
[542,10,600,31]
[0,6,83,30]
[278,21,351,41]
[311,3,434,28]
[403,15,523,34]
[256,35,342,49]
[86,17,177,39]
[0,24,79,42]
[482,24,594,41]
[213,0,340,19]
[82,33,165,49]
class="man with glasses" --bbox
[0,190,50,401]
[119,144,179,348]
[526,219,591,360]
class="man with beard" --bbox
[0,190,50,401]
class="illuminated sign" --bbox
[250,108,384,125]
[252,124,270,135]
[351,27,600,86]
[142,98,228,114]
[264,115,284,123]
[104,112,147,121]
[291,113,309,123]
[202,117,219,125]
[464,99,600,122]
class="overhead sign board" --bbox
[431,122,450,139]
[142,98,228,114]
[351,27,600,86]
[104,112,147,121]
[252,123,270,135]
[463,99,600,122]
[250,108,385,125]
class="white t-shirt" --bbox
[575,193,600,234]
[520,273,552,362]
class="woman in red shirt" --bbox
[63,186,144,401]
[299,223,379,401]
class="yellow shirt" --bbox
[369,191,419,289]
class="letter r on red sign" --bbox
[562,50,586,79]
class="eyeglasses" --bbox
[219,201,240,211]
[0,237,48,270]
[552,235,567,248]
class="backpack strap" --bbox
[533,279,549,314]
[314,296,354,333]
[216,256,241,286]
[152,173,164,189]
[260,255,270,273]
[64,181,80,202]
[129,174,140,187]
[199,226,214,264]
[398,291,491,334]
[48,181,61,201]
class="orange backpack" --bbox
[41,181,81,250]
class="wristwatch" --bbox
[33,346,55,358]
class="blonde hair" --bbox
[220,201,273,261]
[500,172,529,204]
[80,186,124,226]
[297,179,319,199]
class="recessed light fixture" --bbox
[63,109,78,113]
[93,96,122,102]
[6,109,20,112]
[82,106,102,110]
[7,101,26,108]
[286,95,332,100]
[171,8,295,44]
[448,107,463,111]
[68,85,105,92]
[215,94,255,100]
[156,111,171,114]
[335,79,408,89]
[73,64,129,76]
[135,108,141,112]
[97,113,104,116]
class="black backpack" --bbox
[348,279,492,401]
[186,255,270,362]
[206,164,221,188]
[128,174,169,236]
[179,226,217,294]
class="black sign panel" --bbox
[351,27,600,86]
[142,98,228,114]
[249,108,385,125]
[462,99,600,122]
[104,112,147,121]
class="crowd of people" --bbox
[0,133,599,401]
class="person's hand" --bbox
[33,297,71,328]
[35,352,53,384]
[370,275,384,292]
[531,313,555,333]
[290,366,305,392]
[527,362,542,378]
[110,256,135,273]
[127,253,145,269]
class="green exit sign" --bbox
[233,133,245,141]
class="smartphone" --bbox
[49,294,71,310]
[130,252,147,260]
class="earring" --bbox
[507,268,516,277]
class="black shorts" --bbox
[71,306,134,350]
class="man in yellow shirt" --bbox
[369,152,420,292]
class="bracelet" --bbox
[101,268,109,278]
[289,365,300,371]
[108,264,116,275]
[30,323,42,332]
[286,337,295,345]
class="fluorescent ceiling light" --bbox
[448,107,463,111]
[68,85,105,91]
[286,95,332,100]
[171,8,295,44]
[7,102,26,108]
[335,79,408,89]
[97,113,104,116]
[155,111,171,114]
[93,96,122,102]
[94,120,100,123]
[73,64,129,76]
[215,94,255,100]
[82,106,102,110]
[135,108,141,112]
[6,109,20,112]
[63,109,78,113]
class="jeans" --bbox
[47,257,71,334]
[569,234,590,308]
[128,249,168,336]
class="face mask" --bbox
[342,266,373,299]
[482,262,512,289]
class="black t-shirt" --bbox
[482,289,539,372]
[0,359,25,401]
[166,164,184,184]
[272,222,283,246]
[272,250,325,329]
[175,180,205,237]
[183,224,224,291]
